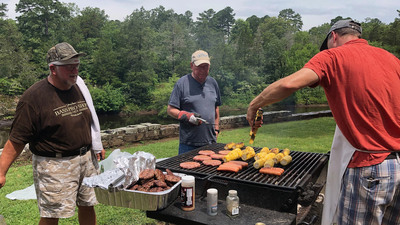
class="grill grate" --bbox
[156,143,328,191]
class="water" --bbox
[98,105,330,129]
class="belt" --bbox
[355,149,399,160]
[33,145,91,158]
[385,152,399,160]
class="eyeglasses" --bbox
[58,64,79,71]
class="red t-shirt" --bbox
[304,39,400,167]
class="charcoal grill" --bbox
[149,143,329,224]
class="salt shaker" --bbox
[226,190,239,217]
[207,188,218,216]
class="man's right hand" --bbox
[178,111,202,125]
[0,174,6,189]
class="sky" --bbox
[2,0,399,31]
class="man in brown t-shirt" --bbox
[0,42,105,225]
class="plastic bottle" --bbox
[181,175,195,211]
[226,190,239,217]
[207,188,218,216]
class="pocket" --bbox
[90,149,100,172]
[43,183,63,192]
[361,175,391,191]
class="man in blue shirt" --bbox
[167,50,222,154]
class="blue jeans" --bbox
[178,144,198,155]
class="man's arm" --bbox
[0,140,25,188]
[167,105,180,119]
[214,106,220,137]
[247,68,320,126]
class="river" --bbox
[0,105,330,148]
[98,105,330,129]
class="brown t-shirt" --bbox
[10,78,92,154]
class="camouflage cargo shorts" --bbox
[32,150,99,218]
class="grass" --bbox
[0,117,336,224]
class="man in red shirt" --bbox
[247,19,400,225]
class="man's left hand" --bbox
[96,149,106,161]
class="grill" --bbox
[155,143,329,215]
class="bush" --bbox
[89,83,126,113]
[295,86,327,105]
[150,74,179,118]
[0,78,25,95]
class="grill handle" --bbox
[207,176,229,186]
[298,215,318,225]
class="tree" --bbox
[256,17,294,83]
[0,19,36,94]
[0,3,7,18]
[195,9,219,49]
[15,0,72,67]
[246,15,263,34]
[16,0,70,39]
[213,7,235,40]
[362,18,385,43]
[119,8,158,106]
[330,16,351,25]
[76,7,108,40]
[230,19,253,63]
[89,21,122,86]
[158,16,194,78]
[278,8,303,31]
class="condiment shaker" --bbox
[226,189,239,217]
[181,175,195,211]
[207,188,218,216]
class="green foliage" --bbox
[278,8,303,31]
[89,83,126,113]
[150,74,179,118]
[0,3,7,18]
[295,86,327,105]
[0,78,25,95]
[1,4,400,115]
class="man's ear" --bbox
[49,64,56,75]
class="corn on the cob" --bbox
[223,148,242,162]
[241,147,255,161]
[264,152,276,160]
[263,158,275,168]
[254,157,269,169]
[282,148,290,156]
[260,147,270,154]
[275,153,285,162]
[255,152,268,161]
[224,142,236,150]
[233,148,243,157]
[280,155,293,166]
[234,142,245,149]
[270,148,280,154]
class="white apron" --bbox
[321,125,356,225]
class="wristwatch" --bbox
[215,129,220,134]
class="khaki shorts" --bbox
[32,150,99,218]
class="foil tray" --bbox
[94,174,183,211]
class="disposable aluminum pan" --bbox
[94,173,183,211]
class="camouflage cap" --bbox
[46,42,86,64]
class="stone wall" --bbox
[0,110,332,155]
[100,110,332,149]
